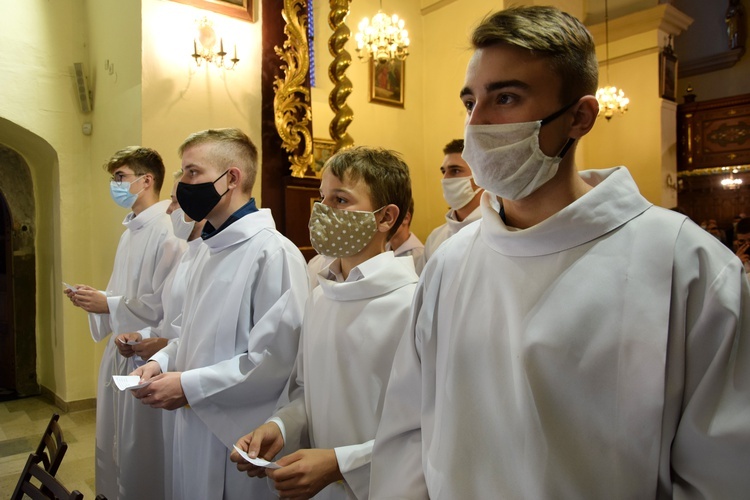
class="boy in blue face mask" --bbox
[64,146,184,499]
[230,147,418,500]
[370,5,750,499]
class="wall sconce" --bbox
[192,17,239,70]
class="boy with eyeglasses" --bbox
[65,146,184,499]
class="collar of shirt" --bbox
[324,252,392,283]
[202,198,258,240]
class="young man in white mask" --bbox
[131,128,308,500]
[230,147,418,499]
[64,146,185,499]
[421,139,482,264]
[371,6,750,499]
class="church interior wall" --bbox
[0,0,745,405]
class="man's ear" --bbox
[141,173,154,190]
[569,95,600,138]
[377,204,400,233]
[226,167,242,190]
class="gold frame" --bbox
[369,59,405,108]
[170,0,254,22]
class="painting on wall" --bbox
[659,41,677,102]
[369,59,405,108]
[170,0,254,22]
[312,139,336,178]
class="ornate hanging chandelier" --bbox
[355,2,410,63]
[596,0,629,120]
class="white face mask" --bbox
[441,176,479,210]
[170,207,195,240]
[462,103,576,200]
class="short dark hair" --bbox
[105,146,165,193]
[178,128,259,193]
[324,147,412,239]
[737,217,750,235]
[471,5,598,103]
[443,139,464,155]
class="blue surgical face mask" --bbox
[110,176,145,209]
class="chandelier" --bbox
[596,0,629,120]
[191,18,239,70]
[355,2,410,63]
[721,167,743,189]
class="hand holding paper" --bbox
[232,445,281,470]
[112,375,152,391]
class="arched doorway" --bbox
[0,144,38,399]
[0,192,14,400]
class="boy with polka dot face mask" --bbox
[231,147,419,499]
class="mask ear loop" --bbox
[540,99,579,159]
[213,169,231,197]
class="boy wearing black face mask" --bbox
[230,147,418,500]
[131,128,309,500]
[370,5,750,499]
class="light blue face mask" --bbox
[110,176,145,209]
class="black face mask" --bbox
[176,170,229,221]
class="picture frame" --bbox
[169,0,254,22]
[312,138,336,178]
[659,47,678,101]
[369,59,405,108]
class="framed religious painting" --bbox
[312,138,336,178]
[659,45,678,101]
[170,0,254,22]
[369,59,405,108]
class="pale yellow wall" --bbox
[141,0,263,202]
[0,0,100,402]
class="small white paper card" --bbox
[232,445,281,470]
[112,375,151,391]
[62,282,78,292]
[117,338,141,345]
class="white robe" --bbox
[135,236,207,500]
[370,167,750,499]
[386,233,425,275]
[150,208,308,500]
[273,252,418,499]
[420,205,481,264]
[87,200,185,500]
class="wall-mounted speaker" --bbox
[73,62,92,113]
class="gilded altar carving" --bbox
[328,0,354,152]
[274,0,313,178]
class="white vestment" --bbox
[371,167,750,499]
[273,252,418,499]
[136,236,207,500]
[386,233,425,275]
[87,200,185,500]
[420,205,481,264]
[151,208,308,500]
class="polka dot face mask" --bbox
[308,202,384,258]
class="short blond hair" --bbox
[178,128,258,193]
[471,6,598,103]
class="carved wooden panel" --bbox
[678,93,750,171]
